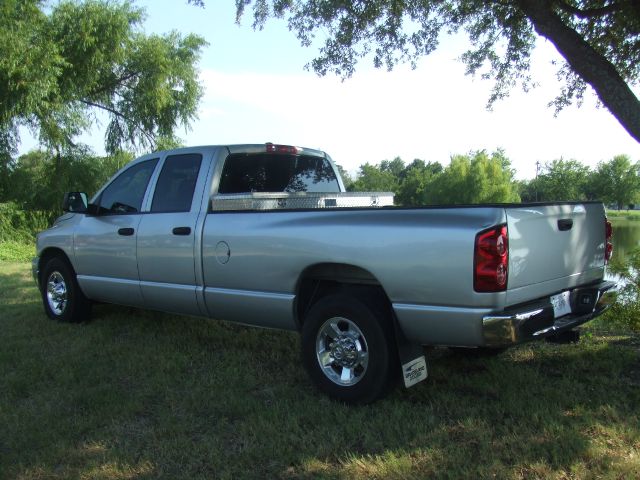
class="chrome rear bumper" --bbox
[483,281,616,347]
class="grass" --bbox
[606,209,640,221]
[1,261,639,480]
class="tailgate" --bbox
[505,203,606,306]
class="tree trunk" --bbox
[516,0,640,143]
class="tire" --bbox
[41,257,92,323]
[301,292,395,404]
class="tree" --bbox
[526,158,591,201]
[224,0,640,143]
[592,154,640,209]
[350,162,400,192]
[1,0,207,156]
[3,148,133,211]
[430,150,520,204]
[396,159,443,206]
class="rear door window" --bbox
[218,154,340,194]
[151,154,202,212]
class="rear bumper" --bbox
[482,281,616,347]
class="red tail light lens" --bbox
[605,219,613,263]
[474,225,509,292]
[266,143,301,154]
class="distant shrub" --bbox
[0,202,54,244]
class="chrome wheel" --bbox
[316,316,369,386]
[46,271,67,316]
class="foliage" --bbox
[431,150,520,204]
[606,248,640,332]
[396,159,443,206]
[0,240,34,262]
[350,150,519,205]
[350,162,400,193]
[0,201,51,261]
[230,0,640,142]
[0,0,207,156]
[592,155,640,210]
[1,261,639,478]
[520,159,592,202]
[2,149,132,212]
[0,202,52,243]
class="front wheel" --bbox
[41,257,92,323]
[301,293,395,404]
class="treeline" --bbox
[343,150,640,208]
[0,149,133,212]
[1,148,639,214]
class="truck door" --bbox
[74,158,159,306]
[136,153,205,316]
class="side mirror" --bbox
[62,192,88,213]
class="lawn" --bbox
[1,261,639,479]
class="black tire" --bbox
[301,293,395,404]
[41,257,92,323]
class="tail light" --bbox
[474,225,508,292]
[605,218,613,263]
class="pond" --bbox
[610,217,640,264]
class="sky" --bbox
[20,0,640,180]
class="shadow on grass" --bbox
[2,263,639,479]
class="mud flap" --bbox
[393,319,428,388]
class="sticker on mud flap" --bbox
[402,356,428,388]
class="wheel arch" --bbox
[38,247,75,286]
[294,263,394,330]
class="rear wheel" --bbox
[41,257,92,323]
[301,293,395,404]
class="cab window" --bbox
[151,154,202,212]
[218,154,340,194]
[98,159,158,214]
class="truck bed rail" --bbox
[210,192,395,211]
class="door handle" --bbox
[172,226,191,236]
[558,219,573,231]
[117,227,134,236]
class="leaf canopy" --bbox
[228,0,640,141]
[0,0,207,155]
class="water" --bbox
[610,218,640,264]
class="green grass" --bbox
[1,261,639,480]
[606,209,640,221]
[0,240,34,262]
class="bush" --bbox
[0,240,35,262]
[605,249,640,332]
[0,202,54,243]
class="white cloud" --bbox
[192,50,640,179]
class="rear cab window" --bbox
[218,153,340,194]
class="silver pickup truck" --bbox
[33,144,615,403]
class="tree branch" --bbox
[555,0,623,19]
[517,0,640,143]
[79,99,155,145]
[87,71,141,99]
